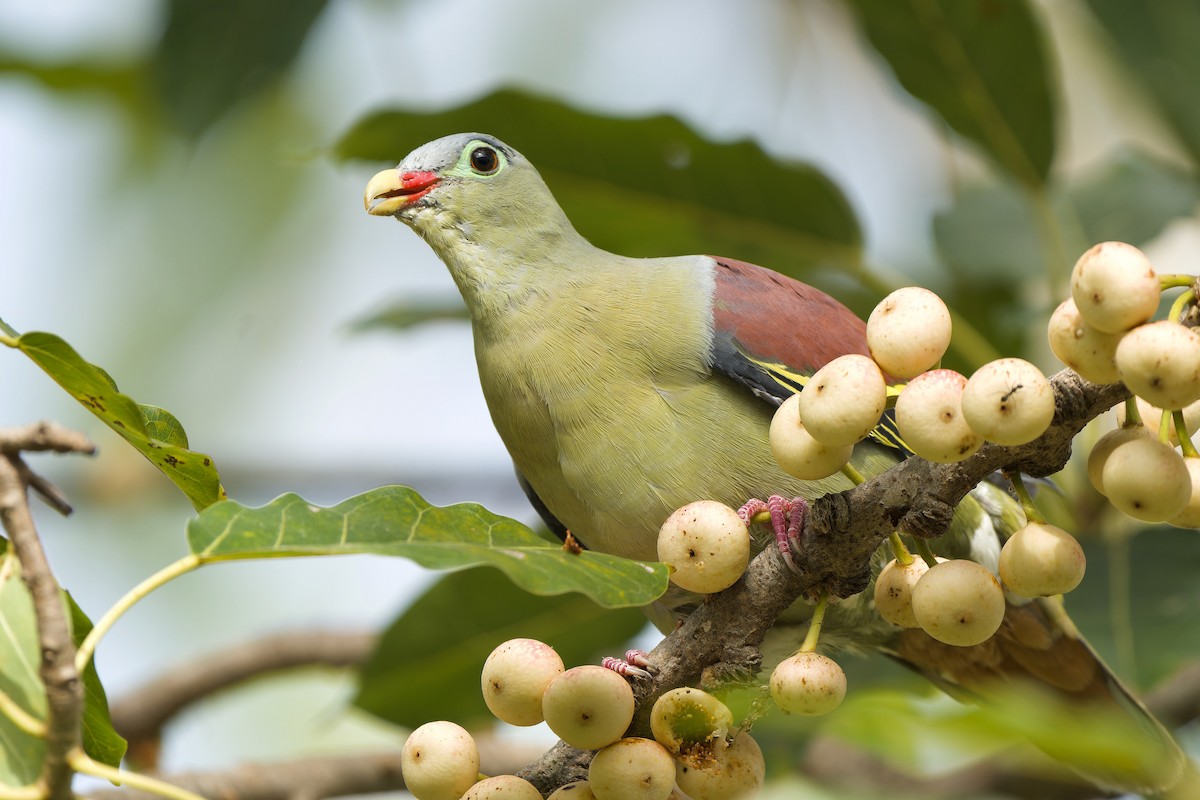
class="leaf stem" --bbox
[799,592,829,653]
[75,554,201,674]
[1175,410,1199,459]
[1168,288,1195,324]
[0,784,42,800]
[840,463,866,485]
[1160,274,1197,291]
[69,749,207,800]
[888,531,914,566]
[0,689,46,738]
[1158,409,1173,446]
[1004,469,1045,524]
[1123,397,1143,427]
[912,537,939,568]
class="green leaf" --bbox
[1086,0,1200,165]
[67,594,126,769]
[187,487,667,608]
[1068,528,1200,690]
[848,0,1056,187]
[336,88,862,280]
[0,552,46,786]
[349,297,470,334]
[1066,149,1199,246]
[153,0,328,137]
[355,568,648,729]
[826,686,1182,791]
[0,328,224,511]
[0,556,125,782]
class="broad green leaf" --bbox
[1066,149,1200,246]
[826,686,1182,792]
[355,567,648,728]
[0,327,224,511]
[0,552,46,786]
[336,89,862,281]
[67,594,126,769]
[187,487,667,608]
[153,0,328,137]
[1086,0,1200,165]
[1068,528,1200,691]
[848,0,1056,187]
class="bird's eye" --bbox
[469,146,500,174]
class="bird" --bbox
[363,132,1187,794]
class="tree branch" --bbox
[111,630,377,767]
[83,737,547,800]
[519,370,1130,791]
[0,421,96,800]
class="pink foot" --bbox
[602,649,654,679]
[738,495,808,575]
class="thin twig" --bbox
[0,422,96,800]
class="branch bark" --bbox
[0,421,96,800]
[519,370,1131,792]
[111,630,377,768]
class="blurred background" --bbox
[3,0,1200,797]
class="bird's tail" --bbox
[888,595,1191,795]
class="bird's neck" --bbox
[413,206,601,323]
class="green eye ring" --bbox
[469,145,501,175]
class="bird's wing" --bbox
[707,255,907,453]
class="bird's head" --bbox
[364,132,580,253]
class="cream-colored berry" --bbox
[588,738,676,800]
[894,369,982,463]
[649,687,733,758]
[461,775,542,800]
[769,651,846,716]
[874,556,939,628]
[1115,396,1200,447]
[1070,241,1160,334]
[911,559,1005,647]
[1087,424,1151,495]
[1115,320,1200,411]
[999,522,1086,597]
[542,666,635,751]
[658,501,750,594]
[674,730,765,800]
[481,638,564,726]
[798,354,887,446]
[1168,457,1200,529]
[401,721,480,800]
[1102,437,1191,522]
[1047,297,1123,384]
[769,393,853,480]
[867,286,953,379]
[961,358,1055,446]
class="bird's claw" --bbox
[738,495,808,575]
[602,649,654,680]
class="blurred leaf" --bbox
[0,552,46,786]
[0,558,125,782]
[0,327,224,511]
[847,0,1056,187]
[350,298,470,333]
[1067,150,1199,245]
[827,686,1182,791]
[1086,0,1200,165]
[67,593,127,769]
[153,0,328,137]
[336,88,862,280]
[187,487,668,608]
[355,567,648,728]
[1068,528,1200,690]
